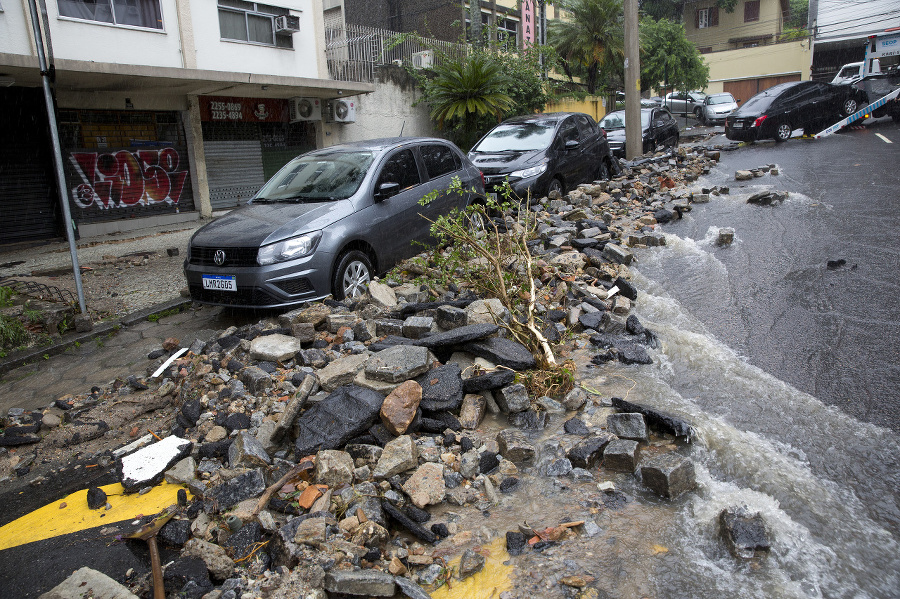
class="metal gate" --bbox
[204,139,267,210]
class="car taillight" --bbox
[752,115,768,128]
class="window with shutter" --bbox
[696,7,718,29]
[744,0,760,22]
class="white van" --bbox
[831,60,881,85]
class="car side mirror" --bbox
[564,139,580,150]
[375,182,400,201]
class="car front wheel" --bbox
[597,159,610,181]
[693,106,702,118]
[547,177,564,197]
[774,121,792,142]
[842,98,858,116]
[333,250,372,300]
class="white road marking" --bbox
[875,133,893,144]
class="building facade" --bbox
[683,0,811,101]
[0,0,372,244]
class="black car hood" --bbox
[190,200,354,248]
[467,149,546,175]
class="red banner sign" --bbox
[199,96,288,123]
[522,0,536,47]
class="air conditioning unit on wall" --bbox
[329,99,356,123]
[411,50,433,69]
[289,97,322,122]
[275,15,301,34]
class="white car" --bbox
[699,92,739,125]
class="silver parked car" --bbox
[662,90,707,116]
[184,137,484,307]
[699,92,739,125]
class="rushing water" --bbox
[614,139,900,598]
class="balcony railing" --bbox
[325,23,464,82]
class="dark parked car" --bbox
[725,81,853,142]
[184,137,484,307]
[467,112,615,200]
[600,108,680,158]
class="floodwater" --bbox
[460,131,900,598]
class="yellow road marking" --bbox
[0,482,191,551]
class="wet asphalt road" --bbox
[656,116,900,430]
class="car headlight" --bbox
[509,162,548,179]
[258,231,322,265]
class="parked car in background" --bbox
[662,91,707,117]
[600,107,680,157]
[725,81,853,142]
[468,112,615,200]
[699,92,739,125]
[184,138,484,306]
[831,60,881,86]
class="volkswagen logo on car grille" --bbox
[213,250,226,266]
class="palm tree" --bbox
[549,0,625,95]
[427,54,515,149]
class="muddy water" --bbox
[437,157,900,598]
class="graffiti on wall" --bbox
[68,148,189,210]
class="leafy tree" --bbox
[785,0,809,30]
[639,17,709,94]
[548,0,625,95]
[639,0,738,21]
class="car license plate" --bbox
[487,192,498,202]
[202,275,236,291]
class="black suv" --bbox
[467,112,615,200]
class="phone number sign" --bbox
[199,96,288,123]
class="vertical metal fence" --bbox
[325,23,465,83]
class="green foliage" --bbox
[0,286,14,308]
[786,0,809,29]
[148,307,181,322]
[549,0,624,95]
[639,0,737,20]
[639,17,709,93]
[23,309,42,324]
[0,314,29,350]
[780,26,808,41]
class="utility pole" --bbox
[26,0,87,314]
[624,0,641,159]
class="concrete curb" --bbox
[0,297,193,378]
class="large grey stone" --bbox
[462,368,515,393]
[606,412,648,442]
[465,298,509,325]
[640,452,697,499]
[435,305,467,329]
[375,318,404,336]
[239,366,273,395]
[249,333,303,362]
[602,243,634,265]
[496,429,535,463]
[118,435,192,492]
[205,469,266,512]
[38,567,138,599]
[365,345,430,383]
[318,352,371,391]
[373,435,419,479]
[495,383,531,414]
[325,570,396,596]
[460,337,537,371]
[394,576,432,599]
[417,323,499,350]
[610,397,695,440]
[402,316,434,339]
[719,506,771,558]
[316,450,355,486]
[416,363,464,411]
[566,432,616,469]
[228,430,271,468]
[380,380,422,435]
[181,538,235,580]
[402,462,446,508]
[164,456,197,486]
[294,385,385,457]
[368,280,398,308]
[603,439,640,472]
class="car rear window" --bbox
[471,121,557,152]
[420,144,461,179]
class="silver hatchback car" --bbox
[700,92,739,125]
[184,137,484,307]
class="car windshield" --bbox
[600,111,651,129]
[471,122,557,152]
[254,151,376,201]
[708,94,735,105]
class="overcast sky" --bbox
[815,0,900,42]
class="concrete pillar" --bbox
[175,0,197,69]
[184,95,212,218]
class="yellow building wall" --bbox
[544,96,607,121]
[703,40,810,94]
[684,0,784,51]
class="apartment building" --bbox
[683,0,810,102]
[0,0,372,244]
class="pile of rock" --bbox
[1,145,738,597]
